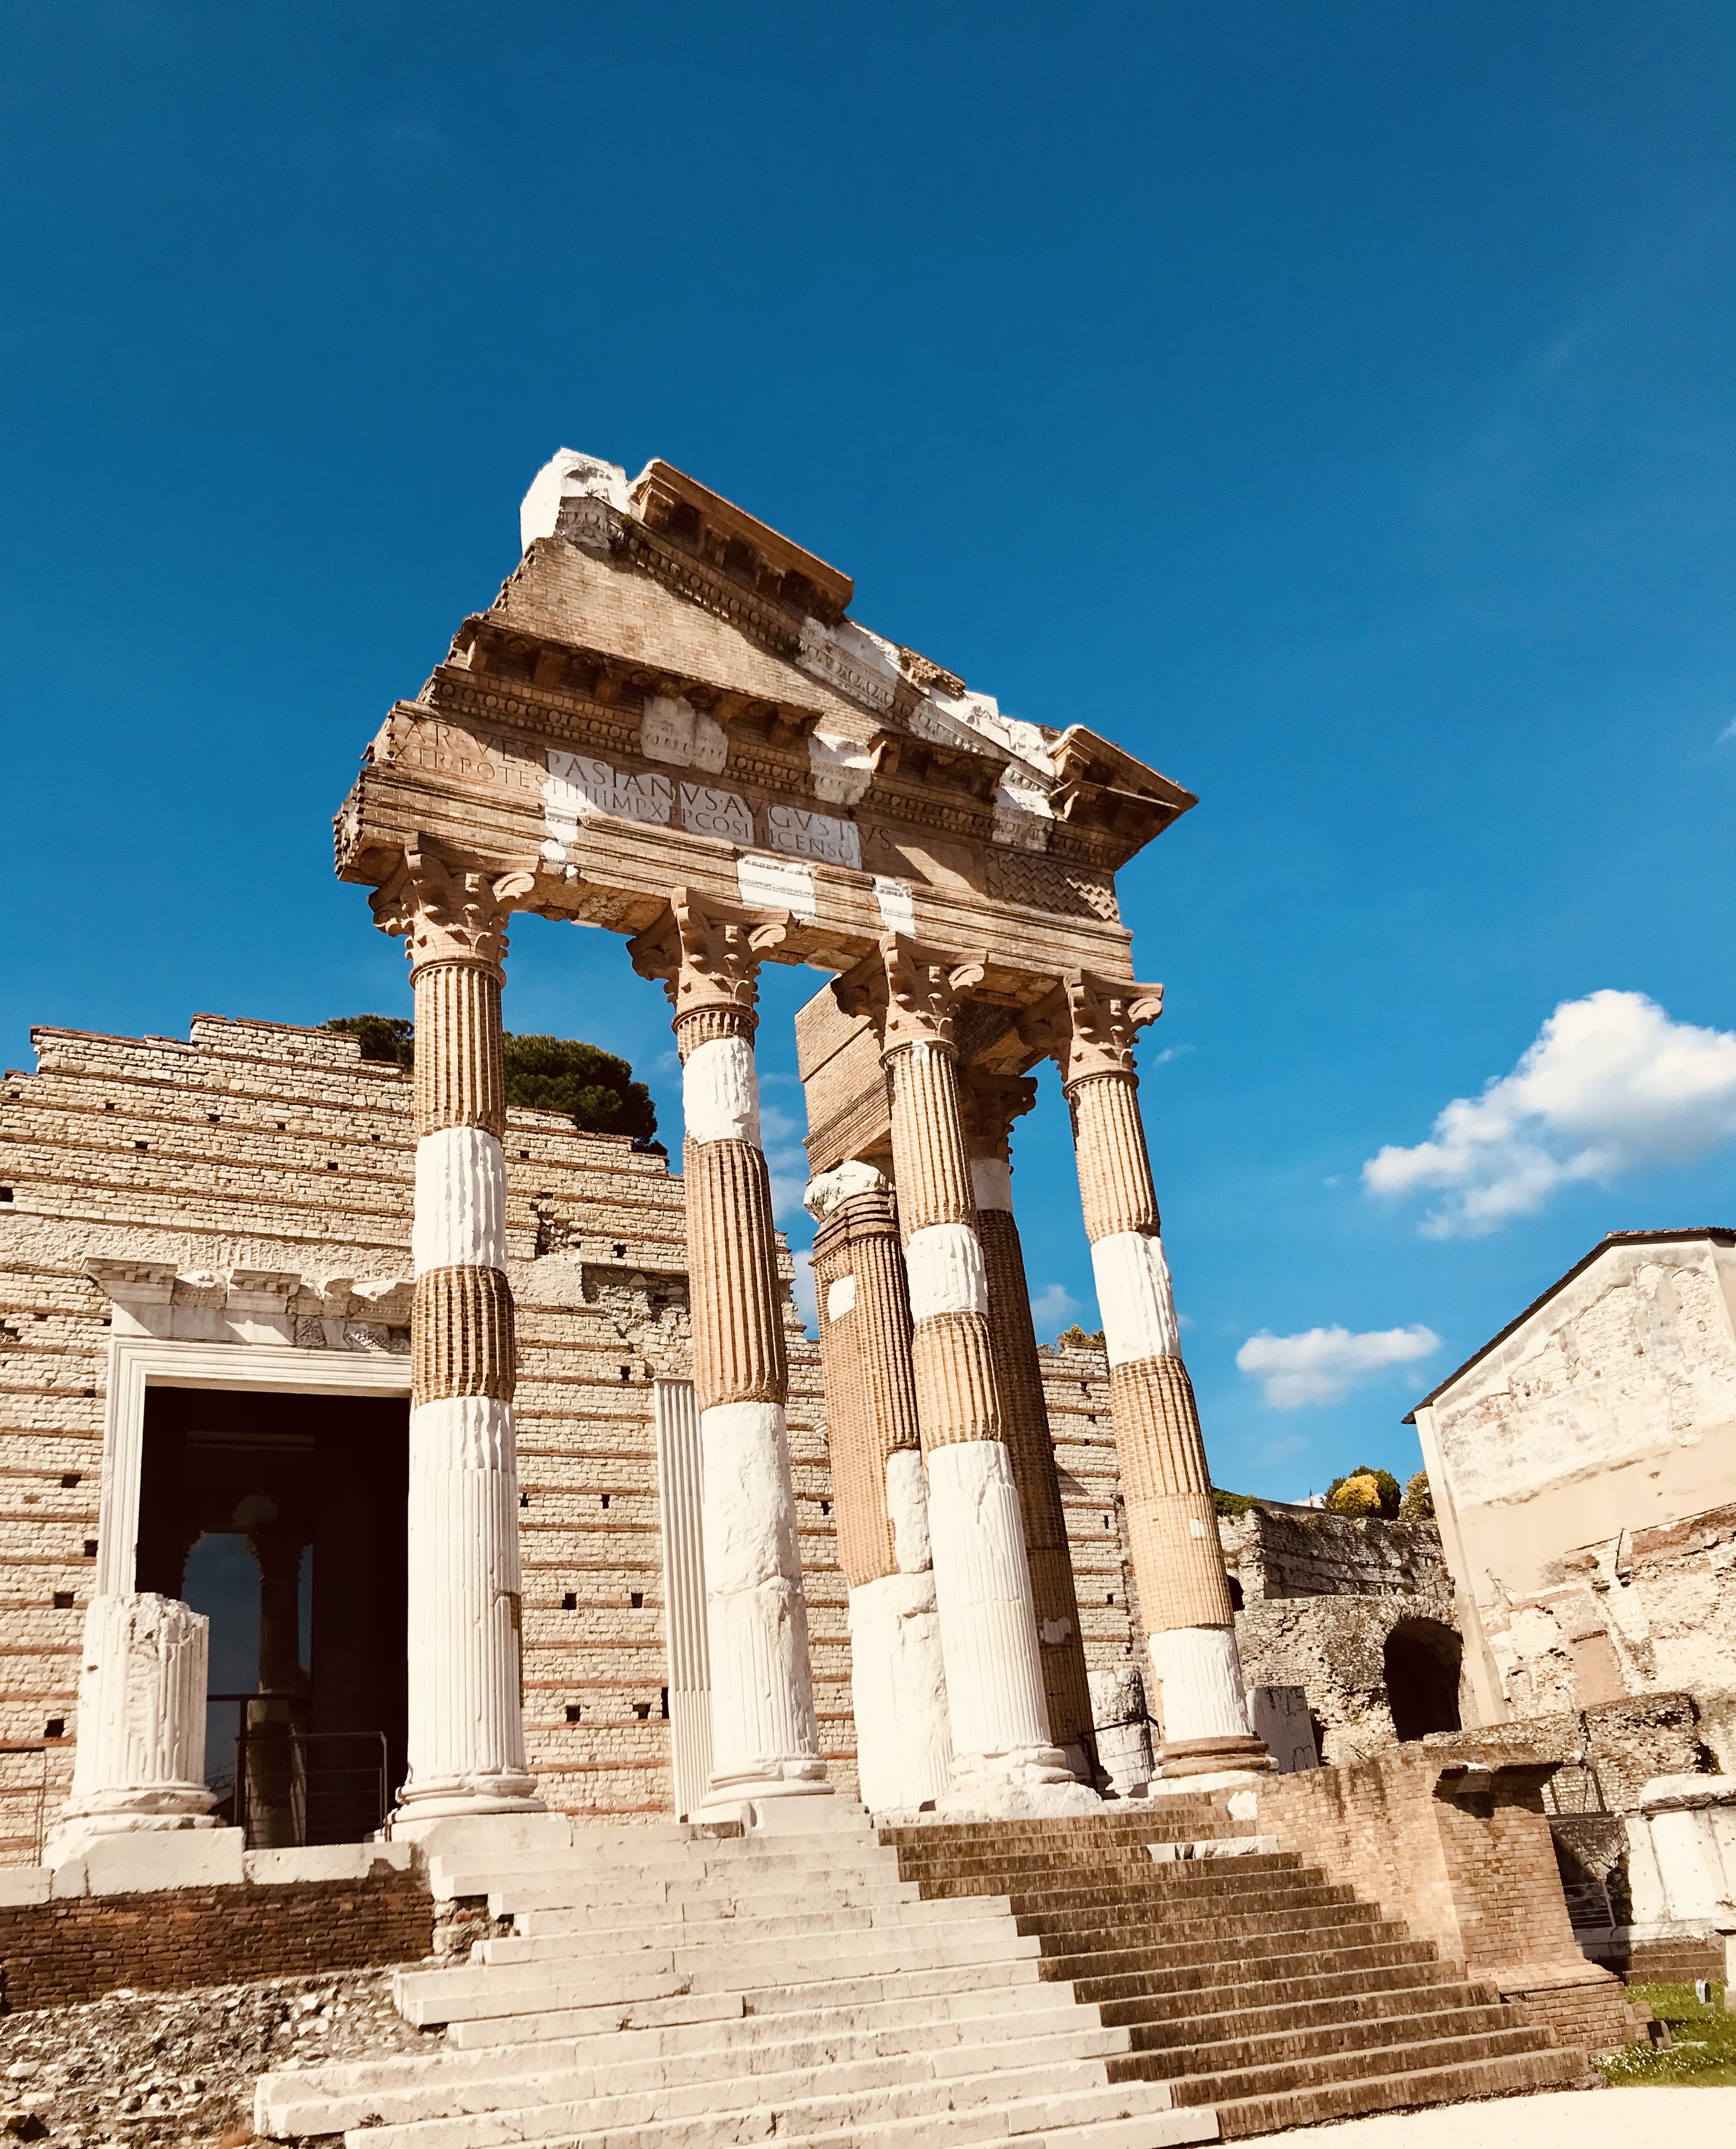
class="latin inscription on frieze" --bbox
[546,749,673,827]
[766,802,862,870]
[680,783,754,845]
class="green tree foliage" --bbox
[326,1018,659,1147]
[1211,1487,1261,1519]
[1053,1323,1107,1351]
[1324,1464,1402,1519]
[1399,1469,1436,1522]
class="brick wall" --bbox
[0,1870,432,2012]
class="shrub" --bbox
[1054,1324,1107,1352]
[1324,1464,1402,1519]
[1399,1469,1436,1522]
[325,1018,659,1146]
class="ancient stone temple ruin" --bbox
[0,449,1669,2140]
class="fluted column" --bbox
[837,937,1091,1813]
[1029,971,1270,1784]
[374,845,541,1820]
[806,1161,951,1812]
[630,891,830,1807]
[961,1070,1098,1785]
[49,1594,217,1854]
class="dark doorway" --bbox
[135,1387,409,1842]
[1384,1617,1463,1741]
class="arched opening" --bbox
[1226,1574,1245,1612]
[1384,1617,1463,1740]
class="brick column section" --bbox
[630,891,830,1809]
[805,1162,951,1813]
[960,1070,1098,1785]
[1029,971,1270,1783]
[374,845,541,1820]
[838,936,1090,1811]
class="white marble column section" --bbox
[375,848,541,1822]
[50,1594,218,1852]
[631,890,829,1810]
[807,1165,951,1813]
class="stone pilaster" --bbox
[49,1595,218,1855]
[836,937,1091,1813]
[1028,971,1270,1784]
[960,1070,1098,1785]
[374,844,541,1821]
[806,1161,950,1813]
[630,891,830,1807]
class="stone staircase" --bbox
[881,1807,1600,2139]
[253,1808,1220,2149]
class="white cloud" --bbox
[1029,1282,1082,1336]
[1718,717,1736,747]
[1236,1325,1440,1410]
[759,1101,812,1226]
[790,1249,816,1337]
[1363,990,1736,1238]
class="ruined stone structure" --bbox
[0,1014,1144,1858]
[1222,1504,1464,1764]
[1412,1228,1736,1724]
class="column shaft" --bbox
[808,1171,950,1812]
[634,890,829,1809]
[1068,1065,1268,1779]
[873,961,1085,1806]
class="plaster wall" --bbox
[1420,1236,1736,1722]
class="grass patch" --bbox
[1601,1982,1736,2087]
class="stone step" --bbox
[272,2020,1139,2136]
[401,1944,1051,2028]
[1070,1934,1443,2007]
[336,2054,1175,2149]
[877,1810,1227,1849]
[503,1892,1004,1949]
[500,1875,924,1922]
[481,1899,1010,1968]
[1014,1881,1359,1937]
[1119,1997,1530,2081]
[436,1848,904,1901]
[445,1970,1072,2050]
[1035,1915,1406,1985]
[1099,1957,1472,2032]
[467,1915,1037,1981]
[1117,1969,1501,2047]
[1203,2044,1592,2139]
[1157,2022,1568,2109]
[914,1859,1305,1905]
[750,2084,1218,2149]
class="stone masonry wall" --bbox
[0,1014,852,1851]
[0,1871,432,2012]
[1219,1507,1448,1601]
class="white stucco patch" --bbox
[682,1034,760,1148]
[738,851,817,921]
[873,875,916,936]
[409,1394,513,1472]
[412,1127,507,1275]
[905,1223,989,1321]
[826,1274,857,1323]
[795,615,903,715]
[848,1570,951,1811]
[807,728,874,806]
[925,1440,1053,1764]
[1149,1624,1253,1745]
[1040,1616,1074,1647]
[803,1158,889,1220]
[519,447,630,551]
[970,1157,1014,1213]
[641,695,728,773]
[545,748,672,832]
[1091,1229,1182,1366]
[885,1445,932,1574]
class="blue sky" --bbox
[3,3,1734,1500]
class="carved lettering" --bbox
[545,749,672,830]
[766,802,861,870]
[680,783,754,846]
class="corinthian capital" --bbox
[958,1069,1039,1160]
[835,934,987,1058]
[626,887,788,1031]
[371,844,536,976]
[1021,969,1165,1086]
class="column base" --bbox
[1154,1733,1276,1789]
[940,1745,1102,1820]
[392,1771,545,1829]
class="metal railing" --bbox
[210,1694,391,1847]
[1543,1761,1607,1816]
[0,1741,54,1864]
